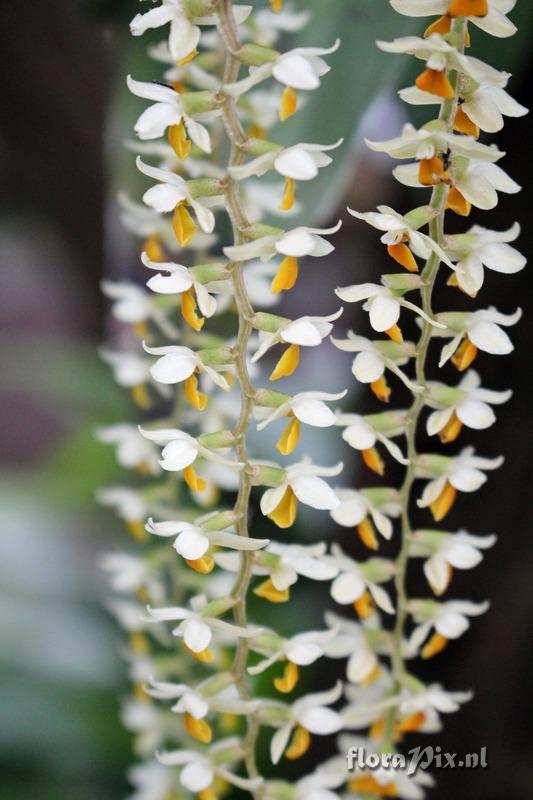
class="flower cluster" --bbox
[98,1,353,797]
[325,0,525,794]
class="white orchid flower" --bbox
[127,76,213,152]
[96,424,161,474]
[434,306,522,369]
[348,205,455,273]
[117,191,180,254]
[446,222,526,295]
[322,613,382,685]
[252,309,343,382]
[139,429,243,501]
[265,682,344,764]
[143,342,231,390]
[252,309,343,361]
[100,553,164,605]
[248,627,339,695]
[335,281,445,341]
[230,140,343,182]
[108,599,148,633]
[127,760,175,800]
[407,598,489,658]
[366,120,502,162]
[121,699,165,757]
[146,594,261,655]
[157,737,261,794]
[390,1,518,39]
[335,409,408,472]
[330,487,401,548]
[130,1,253,61]
[145,516,268,562]
[242,4,310,48]
[215,541,338,599]
[224,220,341,263]
[283,760,346,800]
[394,156,520,212]
[401,69,527,134]
[96,487,148,539]
[99,348,149,388]
[260,459,342,528]
[224,41,339,120]
[331,331,420,401]
[141,252,217,330]
[378,34,507,91]
[136,157,216,237]
[101,279,181,339]
[398,684,473,723]
[327,545,396,617]
[147,678,259,722]
[426,369,512,442]
[416,446,504,521]
[409,528,497,595]
[256,389,346,456]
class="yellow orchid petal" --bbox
[370,375,391,403]
[184,372,208,410]
[439,410,463,443]
[270,344,300,381]
[185,556,215,574]
[279,177,296,211]
[357,517,379,551]
[362,447,385,476]
[422,632,449,659]
[430,481,457,522]
[271,255,299,293]
[416,68,454,99]
[279,86,297,121]
[451,337,478,371]
[386,241,418,273]
[168,122,191,160]
[454,105,479,137]
[185,712,213,743]
[183,465,207,492]
[179,49,199,66]
[447,186,472,216]
[285,725,311,760]
[183,643,214,663]
[131,383,152,410]
[126,520,148,543]
[354,591,375,619]
[448,0,488,17]
[267,486,297,529]
[274,661,299,693]
[276,417,301,456]
[143,234,165,262]
[181,288,205,331]
[254,578,290,603]
[172,203,197,246]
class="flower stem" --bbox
[217,0,260,785]
[383,16,467,752]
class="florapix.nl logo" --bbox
[347,745,488,777]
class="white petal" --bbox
[468,321,513,354]
[456,399,495,430]
[150,352,197,384]
[160,438,198,471]
[270,724,293,764]
[369,295,400,332]
[273,54,320,90]
[175,529,210,560]
[180,760,214,793]
[331,572,365,604]
[143,183,187,213]
[352,351,384,383]
[435,611,469,639]
[291,476,339,510]
[182,619,211,652]
[293,398,336,427]
[298,707,343,735]
[274,148,319,180]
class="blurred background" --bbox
[0,1,532,798]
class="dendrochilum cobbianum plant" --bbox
[98,1,526,798]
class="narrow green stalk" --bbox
[383,16,467,751]
[216,0,260,785]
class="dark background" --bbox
[0,1,531,798]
